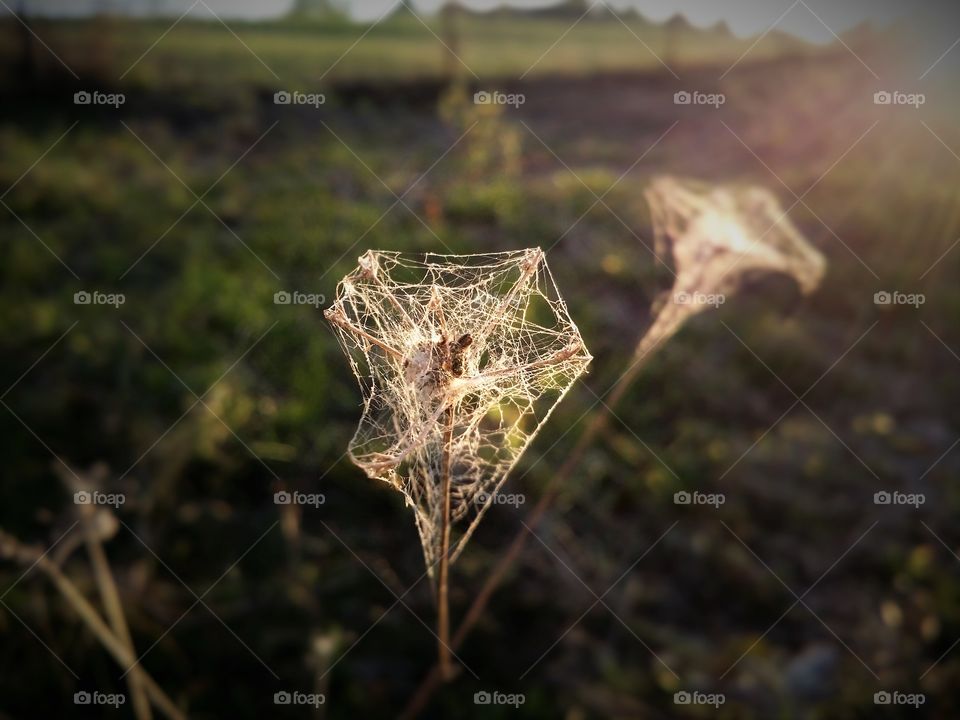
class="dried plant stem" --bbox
[80,512,153,720]
[436,404,455,680]
[324,308,404,360]
[0,531,185,720]
[401,325,674,719]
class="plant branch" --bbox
[57,463,154,720]
[80,509,153,720]
[324,306,404,360]
[0,529,186,720]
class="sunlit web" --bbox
[325,248,592,571]
[636,176,827,354]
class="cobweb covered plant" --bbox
[399,177,831,717]
[325,248,591,674]
[638,176,827,357]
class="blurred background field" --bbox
[2,1,960,718]
[0,4,813,83]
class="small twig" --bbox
[460,342,585,385]
[0,530,186,720]
[81,511,153,720]
[57,464,153,720]
[324,306,404,360]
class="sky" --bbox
[11,0,933,45]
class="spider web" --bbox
[326,248,592,572]
[637,176,827,354]
[647,176,825,296]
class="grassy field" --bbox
[2,9,960,719]
[0,10,816,86]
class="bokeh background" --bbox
[2,0,960,717]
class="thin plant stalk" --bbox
[436,404,455,680]
[81,513,153,720]
[401,324,674,719]
[56,465,153,719]
[0,530,185,720]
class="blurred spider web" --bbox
[638,176,827,356]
